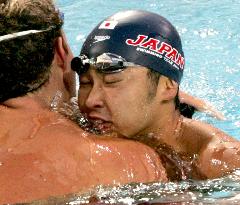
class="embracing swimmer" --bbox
[0,2,168,203]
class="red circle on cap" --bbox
[105,22,110,27]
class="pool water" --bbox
[58,0,240,139]
[22,170,240,204]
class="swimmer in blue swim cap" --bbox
[72,10,240,181]
[72,10,224,120]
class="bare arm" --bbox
[190,121,240,179]
[179,90,225,120]
[197,139,240,178]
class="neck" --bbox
[1,83,63,111]
[2,73,69,111]
[157,110,182,144]
[138,104,182,147]
[2,94,49,110]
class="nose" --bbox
[85,84,104,109]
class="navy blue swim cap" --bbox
[80,10,185,83]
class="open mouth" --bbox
[89,119,114,134]
[79,113,115,135]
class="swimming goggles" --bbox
[71,53,141,75]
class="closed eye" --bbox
[104,79,122,84]
[103,74,123,85]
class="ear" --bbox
[53,33,76,98]
[58,32,77,97]
[55,36,66,71]
[159,76,178,101]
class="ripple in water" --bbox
[17,170,240,205]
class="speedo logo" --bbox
[93,35,110,43]
[126,35,184,70]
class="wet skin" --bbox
[0,97,167,204]
[78,66,240,180]
[78,66,161,137]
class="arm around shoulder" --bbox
[195,123,240,179]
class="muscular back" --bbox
[0,99,167,204]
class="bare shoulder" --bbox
[182,118,237,144]
[181,117,240,179]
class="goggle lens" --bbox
[71,53,139,75]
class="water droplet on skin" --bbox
[33,160,40,165]
[29,134,35,139]
[0,162,3,166]
[147,133,155,139]
[7,148,12,152]
[82,132,89,137]
[50,90,63,112]
[212,132,216,136]
[211,159,222,166]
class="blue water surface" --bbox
[57,0,240,139]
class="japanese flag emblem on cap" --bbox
[99,20,118,29]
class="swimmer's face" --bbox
[78,65,163,137]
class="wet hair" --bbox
[147,69,196,118]
[0,0,63,102]
[179,103,196,118]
